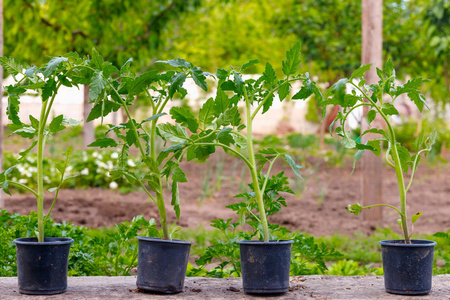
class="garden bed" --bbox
[1,275,449,299]
[4,156,450,237]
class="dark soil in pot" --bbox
[379,239,437,295]
[237,240,293,294]
[136,237,192,294]
[14,237,74,295]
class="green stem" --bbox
[245,89,269,242]
[44,185,61,224]
[405,149,429,193]
[8,181,38,197]
[260,154,281,195]
[350,81,410,243]
[361,204,403,217]
[36,99,49,243]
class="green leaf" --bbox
[25,66,37,78]
[233,73,245,94]
[282,42,302,76]
[170,107,198,133]
[346,203,364,216]
[367,139,381,156]
[241,59,259,71]
[88,138,118,148]
[168,72,187,99]
[214,89,230,116]
[87,100,120,122]
[352,149,364,173]
[121,58,133,72]
[5,85,25,125]
[172,166,188,183]
[263,62,276,86]
[157,58,191,69]
[332,78,348,104]
[412,212,422,224]
[191,67,208,91]
[43,57,68,78]
[262,94,274,114]
[199,98,215,126]
[171,182,181,219]
[216,106,240,127]
[0,57,23,75]
[90,48,104,69]
[366,110,377,125]
[217,127,234,146]
[350,64,372,80]
[48,187,58,193]
[89,71,106,101]
[42,78,57,101]
[128,71,158,96]
[284,154,303,179]
[278,82,290,101]
[395,144,411,173]
[169,226,182,239]
[141,112,167,124]
[384,59,394,77]
[49,115,65,133]
[157,123,189,143]
[292,80,313,100]
[381,103,399,116]
[341,136,356,148]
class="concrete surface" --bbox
[1,275,449,299]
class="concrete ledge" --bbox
[1,275,449,299]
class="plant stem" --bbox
[8,181,38,197]
[36,99,48,243]
[245,90,269,242]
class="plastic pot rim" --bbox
[379,239,437,247]
[237,239,293,245]
[137,236,192,245]
[14,237,74,246]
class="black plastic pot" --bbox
[136,237,192,294]
[379,239,437,295]
[237,240,293,294]
[14,237,73,295]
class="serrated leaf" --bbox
[263,62,276,86]
[128,71,158,96]
[234,73,245,94]
[25,66,37,78]
[395,144,411,173]
[49,115,65,133]
[367,110,377,125]
[89,71,106,101]
[282,42,302,76]
[191,67,208,91]
[341,136,356,148]
[88,138,118,148]
[43,57,68,78]
[171,182,181,219]
[278,82,290,101]
[172,166,188,183]
[0,57,23,75]
[199,98,215,126]
[90,48,104,69]
[350,64,372,80]
[381,103,399,116]
[141,112,167,125]
[241,59,259,71]
[292,80,313,100]
[168,72,186,99]
[157,123,189,143]
[262,94,274,114]
[87,100,120,122]
[217,127,234,146]
[214,89,230,116]
[157,58,191,69]
[170,106,198,133]
[284,154,303,179]
[332,78,348,105]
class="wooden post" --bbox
[361,0,383,221]
[83,84,94,149]
[0,0,4,208]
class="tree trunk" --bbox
[361,0,383,221]
[83,84,94,148]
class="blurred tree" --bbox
[3,0,200,147]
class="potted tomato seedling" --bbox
[84,49,213,293]
[324,60,436,295]
[0,55,83,294]
[167,43,320,293]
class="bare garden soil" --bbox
[4,154,450,237]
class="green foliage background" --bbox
[3,0,449,108]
